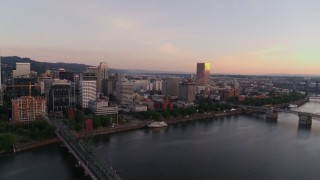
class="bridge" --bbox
[308,95,320,101]
[53,120,121,180]
[239,105,320,126]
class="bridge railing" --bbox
[239,105,320,119]
[58,125,120,180]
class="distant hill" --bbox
[1,56,89,73]
[0,56,190,78]
[1,56,91,80]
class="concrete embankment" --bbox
[10,110,243,153]
[76,121,150,138]
[13,137,61,153]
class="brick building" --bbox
[12,96,47,123]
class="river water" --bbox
[1,101,320,180]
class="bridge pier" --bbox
[266,108,278,120]
[299,114,312,126]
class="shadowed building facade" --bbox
[179,81,196,103]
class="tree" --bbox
[169,109,180,117]
[179,108,187,116]
[118,115,125,124]
[83,108,93,115]
[100,116,110,127]
[75,110,85,124]
[0,106,9,122]
[162,111,170,118]
[0,133,16,152]
[92,117,101,129]
[151,111,161,120]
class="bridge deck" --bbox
[54,123,121,180]
[239,105,320,119]
[56,132,97,180]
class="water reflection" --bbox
[297,124,311,139]
[2,102,320,180]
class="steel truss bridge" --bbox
[55,123,121,180]
[239,105,320,119]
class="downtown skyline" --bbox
[1,0,320,75]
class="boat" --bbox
[288,104,298,108]
[148,121,168,128]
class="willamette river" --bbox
[1,101,320,180]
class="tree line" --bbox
[63,108,124,132]
[0,121,56,152]
[242,91,306,106]
[133,101,236,121]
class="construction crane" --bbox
[6,81,41,97]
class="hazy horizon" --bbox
[1,0,320,74]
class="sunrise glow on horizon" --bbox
[1,0,320,75]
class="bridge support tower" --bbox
[299,114,312,126]
[266,108,278,120]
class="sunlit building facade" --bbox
[196,62,210,86]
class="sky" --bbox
[1,0,320,75]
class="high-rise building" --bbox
[179,81,196,102]
[12,96,47,124]
[116,80,134,105]
[79,80,97,108]
[196,62,210,86]
[162,77,181,97]
[87,62,109,95]
[152,80,163,91]
[98,62,110,96]
[13,63,31,78]
[49,81,73,112]
[101,79,113,96]
[98,62,109,80]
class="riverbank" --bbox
[12,137,61,153]
[273,98,309,108]
[8,110,242,153]
[164,110,242,124]
[6,99,307,154]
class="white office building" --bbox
[88,99,118,116]
[13,63,31,78]
[79,80,97,108]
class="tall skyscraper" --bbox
[87,62,109,95]
[196,62,210,86]
[98,62,109,95]
[116,79,134,105]
[98,62,109,80]
[79,80,97,108]
[79,72,98,108]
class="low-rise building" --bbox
[88,99,118,116]
[130,104,148,112]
